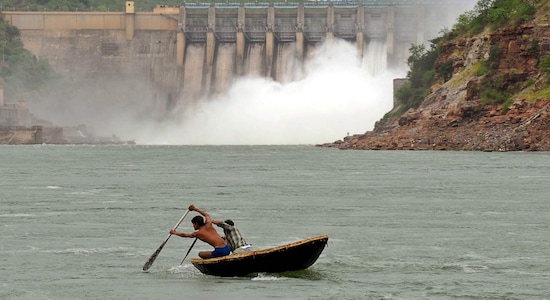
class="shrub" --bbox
[437,61,454,82]
[487,45,502,70]
[540,56,550,83]
[452,0,536,37]
[394,43,440,112]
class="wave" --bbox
[53,247,130,255]
[441,263,489,273]
[0,213,37,218]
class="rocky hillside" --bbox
[321,3,550,151]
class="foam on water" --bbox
[251,274,286,281]
[168,264,195,274]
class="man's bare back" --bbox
[193,222,226,248]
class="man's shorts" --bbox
[211,244,231,258]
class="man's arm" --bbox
[212,219,230,229]
[170,229,195,238]
[189,204,212,224]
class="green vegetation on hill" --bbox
[392,0,544,121]
[0,16,55,99]
[0,0,176,12]
[386,43,439,120]
[452,0,537,37]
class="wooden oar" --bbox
[142,209,190,271]
[180,238,197,265]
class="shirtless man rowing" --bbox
[170,204,230,259]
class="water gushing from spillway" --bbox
[135,39,404,145]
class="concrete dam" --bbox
[175,0,461,102]
[1,1,466,116]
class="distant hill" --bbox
[0,0,182,12]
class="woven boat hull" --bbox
[191,235,329,277]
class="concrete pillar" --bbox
[236,6,246,76]
[266,5,275,78]
[177,32,185,67]
[296,5,305,60]
[177,6,186,66]
[326,4,334,41]
[125,1,135,40]
[417,5,425,45]
[356,5,364,58]
[205,5,216,93]
[386,5,395,64]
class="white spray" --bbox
[136,39,403,145]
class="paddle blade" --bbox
[142,209,190,271]
[142,240,167,271]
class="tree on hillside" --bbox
[0,16,55,99]
[0,0,184,11]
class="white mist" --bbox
[136,39,404,145]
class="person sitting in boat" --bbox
[170,204,231,259]
[213,219,251,254]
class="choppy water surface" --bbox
[1,145,549,299]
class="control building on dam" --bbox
[1,0,464,115]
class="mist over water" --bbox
[24,1,478,145]
[136,40,403,145]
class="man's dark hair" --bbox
[192,216,205,226]
[224,219,234,226]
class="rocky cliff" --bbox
[321,15,550,151]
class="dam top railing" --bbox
[182,0,460,9]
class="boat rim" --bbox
[190,234,329,264]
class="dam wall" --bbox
[1,1,462,115]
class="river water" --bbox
[1,145,549,299]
